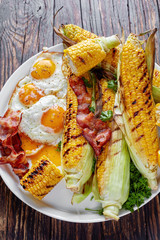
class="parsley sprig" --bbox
[107,79,117,92]
[89,106,95,113]
[123,161,151,212]
[82,77,92,88]
[100,110,113,122]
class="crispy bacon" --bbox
[69,75,111,156]
[0,110,28,178]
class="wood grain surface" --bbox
[0,0,160,239]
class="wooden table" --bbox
[0,0,160,239]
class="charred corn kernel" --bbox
[59,24,121,74]
[114,33,159,189]
[153,69,160,87]
[59,24,97,42]
[94,79,130,220]
[61,81,94,192]
[100,79,115,112]
[101,46,121,73]
[96,79,115,194]
[20,156,63,200]
[64,36,120,76]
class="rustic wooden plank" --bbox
[52,0,82,45]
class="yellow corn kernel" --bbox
[121,34,159,167]
[61,82,89,170]
[64,36,120,76]
[64,38,106,76]
[101,46,121,73]
[59,24,121,74]
[20,156,63,200]
[153,69,160,88]
[96,79,115,194]
[60,24,97,43]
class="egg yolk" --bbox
[20,133,43,156]
[29,145,61,167]
[19,83,45,106]
[41,106,65,133]
[31,59,56,79]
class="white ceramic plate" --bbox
[0,44,159,223]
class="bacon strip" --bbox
[69,75,111,156]
[0,110,28,178]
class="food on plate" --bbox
[57,25,159,218]
[0,50,66,197]
[114,33,159,190]
[20,156,63,200]
[58,24,97,42]
[61,66,94,195]
[0,110,28,178]
[57,24,120,74]
[63,36,120,76]
[123,161,151,212]
[1,23,160,221]
[57,24,160,102]
[92,79,130,220]
[19,95,66,145]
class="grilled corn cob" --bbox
[93,79,130,220]
[114,33,159,189]
[152,68,160,102]
[20,156,63,200]
[59,24,97,42]
[58,24,120,74]
[63,36,120,76]
[61,77,94,193]
[59,24,160,99]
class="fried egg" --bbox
[7,50,67,167]
[19,95,66,145]
[8,76,46,112]
[30,52,67,98]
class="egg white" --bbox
[8,76,33,111]
[19,95,66,146]
[30,52,67,99]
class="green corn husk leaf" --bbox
[152,85,160,103]
[145,28,157,82]
[114,33,158,190]
[92,122,130,221]
[71,176,93,204]
[61,141,94,193]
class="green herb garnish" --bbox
[90,195,94,201]
[107,80,117,92]
[100,110,113,122]
[123,161,152,212]
[82,77,92,88]
[56,141,62,152]
[92,157,96,173]
[85,208,103,215]
[89,106,95,113]
[91,96,95,101]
